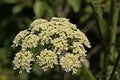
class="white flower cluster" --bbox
[12,30,29,47]
[22,34,40,49]
[36,49,58,71]
[60,53,81,74]
[12,17,91,74]
[13,51,34,73]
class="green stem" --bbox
[109,52,120,80]
[82,63,96,80]
[57,53,65,80]
[58,64,72,80]
[58,64,65,80]
[102,0,119,79]
[89,2,107,79]
[57,52,71,80]
[109,0,119,59]
[90,0,119,79]
[63,72,72,80]
[109,0,119,79]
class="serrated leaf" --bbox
[67,0,81,12]
[33,0,47,18]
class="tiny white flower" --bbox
[12,30,29,47]
[60,53,81,74]
[22,34,40,49]
[12,17,91,74]
[13,51,34,73]
[36,49,58,71]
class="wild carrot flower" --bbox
[12,17,91,74]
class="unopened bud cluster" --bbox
[12,17,91,74]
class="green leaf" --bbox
[33,0,47,18]
[12,4,24,14]
[67,0,81,12]
[98,18,108,39]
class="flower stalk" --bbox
[109,0,119,79]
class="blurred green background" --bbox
[0,0,120,80]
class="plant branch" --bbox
[109,52,120,80]
[109,0,119,58]
[89,2,107,79]
[109,0,119,79]
[58,64,65,80]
